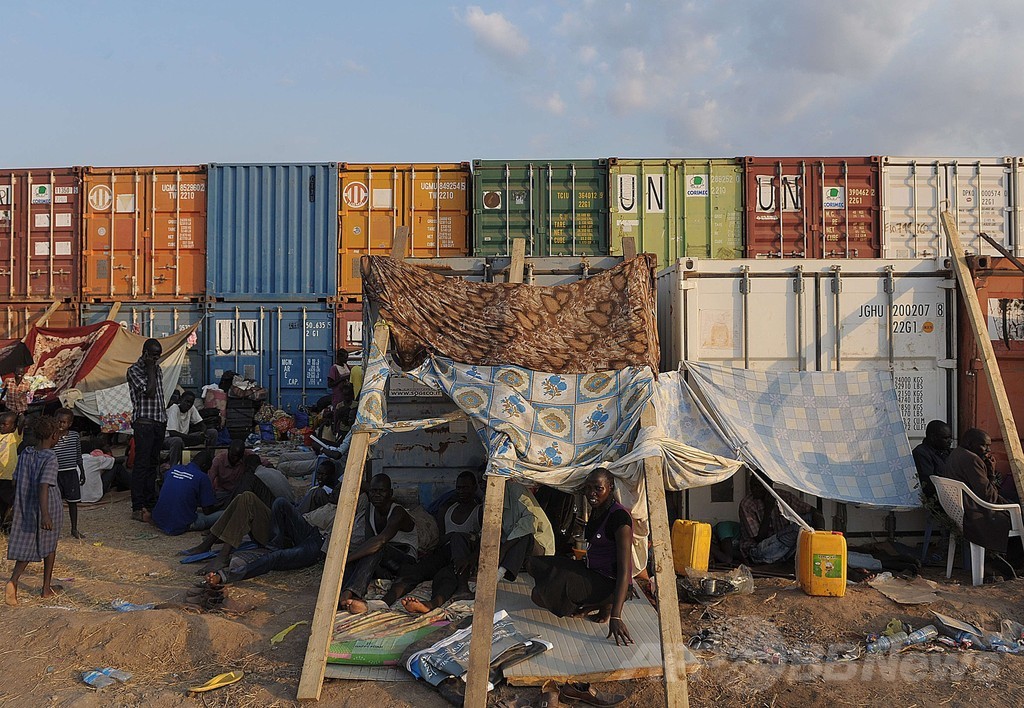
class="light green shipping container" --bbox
[608,158,744,265]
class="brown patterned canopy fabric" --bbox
[361,254,659,374]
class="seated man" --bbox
[739,474,824,565]
[80,440,131,504]
[383,470,482,613]
[913,420,952,503]
[253,462,295,504]
[208,441,254,505]
[338,474,417,614]
[939,427,1016,558]
[277,433,349,478]
[182,490,275,573]
[499,480,556,581]
[152,455,221,535]
[164,391,217,466]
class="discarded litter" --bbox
[188,670,243,693]
[270,621,308,647]
[82,667,132,689]
[867,572,941,605]
[678,565,754,605]
[111,599,155,612]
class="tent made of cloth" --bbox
[684,361,921,509]
[21,321,199,431]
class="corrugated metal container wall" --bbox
[0,168,80,301]
[206,302,334,413]
[608,158,743,266]
[81,166,206,301]
[0,301,78,339]
[337,163,471,302]
[881,157,1021,259]
[472,159,609,257]
[207,164,338,300]
[657,259,953,537]
[81,303,207,390]
[957,256,1024,497]
[744,157,881,258]
[489,255,623,285]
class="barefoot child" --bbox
[0,412,23,531]
[6,416,63,605]
[53,409,85,539]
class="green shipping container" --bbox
[472,159,609,257]
[608,158,744,266]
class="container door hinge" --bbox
[677,279,697,291]
[937,358,957,370]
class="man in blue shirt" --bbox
[151,456,221,535]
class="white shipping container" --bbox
[881,156,1022,259]
[658,258,956,538]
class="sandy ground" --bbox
[2,492,1024,707]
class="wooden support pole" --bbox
[641,402,689,707]
[297,324,389,701]
[941,211,1024,493]
[390,225,410,260]
[107,301,122,321]
[622,236,638,259]
[464,238,526,707]
[978,232,1024,275]
[509,238,526,284]
[463,474,509,708]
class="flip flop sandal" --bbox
[188,670,243,693]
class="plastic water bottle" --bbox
[866,631,908,653]
[904,625,938,646]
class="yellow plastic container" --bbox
[797,529,847,597]
[672,519,712,574]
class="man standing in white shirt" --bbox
[164,391,217,466]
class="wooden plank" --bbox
[622,236,637,259]
[390,225,410,260]
[297,323,389,701]
[29,300,62,329]
[641,402,689,708]
[107,301,122,321]
[942,211,1024,494]
[463,474,508,708]
[323,664,413,682]
[979,232,1024,275]
[509,238,527,284]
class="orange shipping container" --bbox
[338,163,470,301]
[958,256,1024,497]
[81,166,206,301]
[0,301,78,339]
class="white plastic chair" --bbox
[932,476,1024,586]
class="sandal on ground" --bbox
[558,681,625,707]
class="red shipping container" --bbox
[0,301,79,339]
[0,168,80,300]
[335,303,364,352]
[744,157,881,258]
[958,256,1024,496]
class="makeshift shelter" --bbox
[299,242,740,707]
[18,321,199,430]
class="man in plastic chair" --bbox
[913,420,952,503]
[940,428,1018,561]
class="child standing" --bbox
[53,409,85,539]
[5,416,62,605]
[0,412,23,531]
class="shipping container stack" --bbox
[0,168,82,339]
[78,165,209,391]
[206,163,338,416]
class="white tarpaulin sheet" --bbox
[685,362,921,509]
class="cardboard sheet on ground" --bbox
[868,573,942,605]
[685,362,921,509]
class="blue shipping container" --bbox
[81,303,207,390]
[205,302,334,413]
[207,163,338,300]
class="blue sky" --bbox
[3,1,1022,166]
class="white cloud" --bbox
[544,93,566,116]
[578,45,598,64]
[341,59,367,74]
[462,6,529,60]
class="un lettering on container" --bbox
[608,158,744,268]
[880,156,1021,259]
[744,157,881,259]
